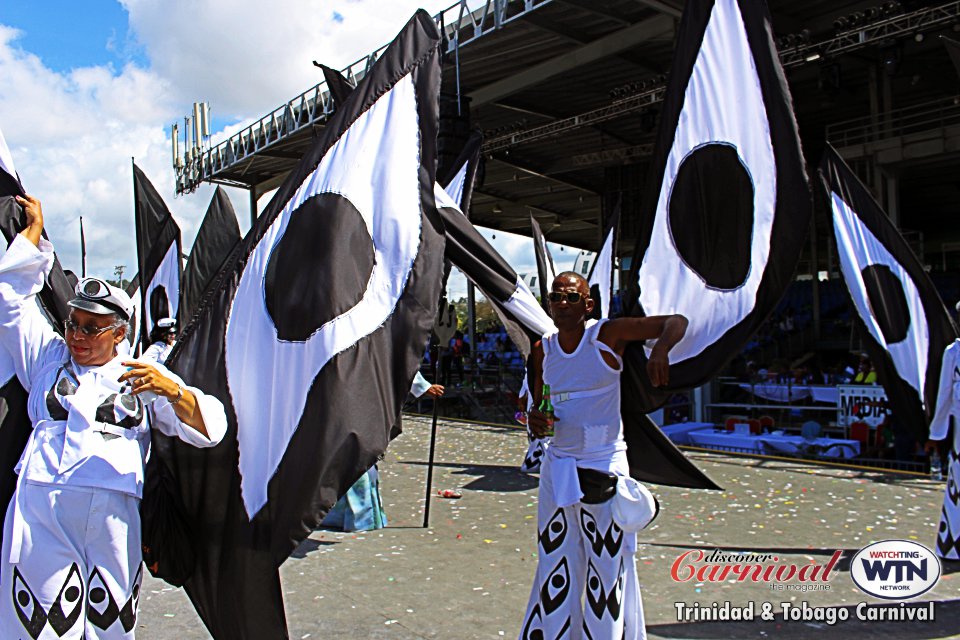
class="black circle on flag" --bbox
[668,143,754,290]
[265,192,375,341]
[861,264,911,344]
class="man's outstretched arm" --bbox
[600,315,688,386]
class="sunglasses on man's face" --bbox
[63,319,123,337]
[547,291,584,304]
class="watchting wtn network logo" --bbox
[850,540,941,600]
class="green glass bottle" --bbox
[539,384,555,437]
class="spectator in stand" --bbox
[448,330,466,385]
[782,307,795,333]
[853,355,877,384]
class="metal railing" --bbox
[175,0,553,194]
[825,95,960,148]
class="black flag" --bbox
[439,130,484,290]
[587,203,620,320]
[157,12,444,637]
[440,129,483,218]
[133,163,182,351]
[530,214,557,310]
[625,0,810,401]
[436,185,552,357]
[318,63,357,108]
[124,273,141,353]
[820,144,958,439]
[180,187,240,325]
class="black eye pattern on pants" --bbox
[538,509,567,555]
[47,563,84,636]
[585,558,625,621]
[579,510,623,558]
[86,567,120,630]
[540,557,571,615]
[580,509,623,558]
[12,568,47,639]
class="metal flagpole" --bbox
[79,216,87,277]
[424,297,456,527]
[422,345,442,528]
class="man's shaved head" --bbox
[553,271,589,295]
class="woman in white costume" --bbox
[0,194,227,639]
[141,318,176,364]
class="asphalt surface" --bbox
[136,416,960,639]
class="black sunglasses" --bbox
[64,319,124,337]
[547,291,584,304]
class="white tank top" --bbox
[542,319,626,460]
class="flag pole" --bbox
[79,216,87,278]
[422,346,442,528]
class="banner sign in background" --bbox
[837,384,891,427]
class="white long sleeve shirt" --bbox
[0,235,227,499]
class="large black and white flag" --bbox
[157,12,444,637]
[530,214,557,310]
[180,186,240,325]
[133,163,182,351]
[321,71,539,356]
[625,0,810,399]
[587,203,620,320]
[821,144,957,438]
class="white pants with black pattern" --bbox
[519,474,646,640]
[0,483,142,640]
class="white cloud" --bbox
[120,0,454,120]
[0,2,450,281]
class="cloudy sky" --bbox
[1,0,579,298]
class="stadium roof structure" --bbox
[174,0,960,268]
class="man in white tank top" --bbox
[518,272,687,640]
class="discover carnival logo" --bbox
[671,547,842,590]
[850,540,942,600]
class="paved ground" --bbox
[137,416,960,639]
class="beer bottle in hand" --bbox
[539,384,555,437]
